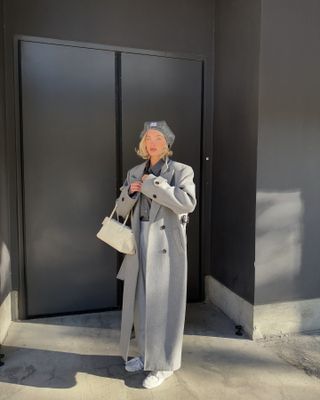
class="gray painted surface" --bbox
[0,0,11,309]
[212,0,261,304]
[255,0,320,304]
[3,0,318,322]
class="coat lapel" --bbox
[129,156,175,223]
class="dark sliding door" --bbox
[121,53,202,301]
[19,40,203,318]
[20,41,118,316]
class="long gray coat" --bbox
[115,156,197,371]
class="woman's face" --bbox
[144,129,167,157]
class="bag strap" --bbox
[110,203,133,227]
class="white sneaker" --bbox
[125,356,144,372]
[142,370,174,389]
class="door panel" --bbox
[20,41,118,316]
[121,53,202,301]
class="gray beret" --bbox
[139,120,175,147]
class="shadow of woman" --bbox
[0,345,145,389]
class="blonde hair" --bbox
[135,131,173,160]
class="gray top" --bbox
[128,158,165,221]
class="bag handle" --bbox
[108,203,132,227]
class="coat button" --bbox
[160,225,165,230]
[155,181,160,185]
[153,194,157,198]
[121,197,124,201]
[162,249,167,253]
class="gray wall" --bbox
[0,0,10,301]
[1,0,215,319]
[255,0,320,304]
[211,0,261,304]
[0,0,12,340]
[2,0,319,327]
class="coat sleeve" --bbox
[115,171,140,219]
[140,165,197,214]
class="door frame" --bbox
[9,34,209,320]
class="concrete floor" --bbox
[0,302,320,400]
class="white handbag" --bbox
[96,203,136,255]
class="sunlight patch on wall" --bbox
[255,191,304,301]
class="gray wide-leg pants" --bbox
[133,220,150,362]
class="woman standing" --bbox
[115,120,197,389]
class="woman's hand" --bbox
[129,175,150,194]
[129,180,142,194]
